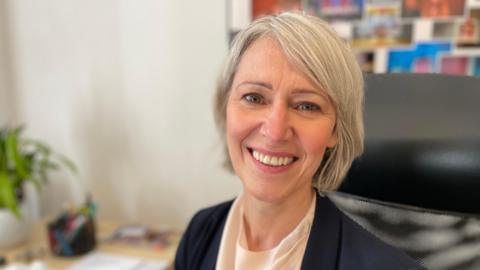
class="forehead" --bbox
[240,37,284,63]
[232,38,335,101]
[234,38,317,88]
[237,37,291,73]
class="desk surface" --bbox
[0,220,180,269]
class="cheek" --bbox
[301,124,335,162]
[226,103,258,175]
[226,105,244,147]
[226,103,259,146]
[225,104,250,164]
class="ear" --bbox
[327,126,338,148]
[327,134,337,148]
[326,118,338,148]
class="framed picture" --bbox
[439,55,470,75]
[306,0,364,21]
[387,42,452,73]
[401,0,466,19]
[252,0,302,20]
[227,0,302,43]
[352,5,412,48]
[457,18,480,46]
[472,57,480,76]
[387,49,414,72]
[432,21,456,40]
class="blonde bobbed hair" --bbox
[214,12,364,192]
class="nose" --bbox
[260,103,293,143]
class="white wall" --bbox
[4,0,241,227]
[0,1,14,124]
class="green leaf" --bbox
[25,139,51,156]
[0,171,20,219]
[0,137,6,172]
[1,125,78,219]
[6,130,29,180]
[55,153,78,174]
[10,174,22,188]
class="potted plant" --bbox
[0,125,76,247]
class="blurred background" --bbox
[234,0,480,74]
[0,0,240,228]
[1,0,479,229]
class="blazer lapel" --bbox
[201,194,343,270]
[300,193,343,270]
[200,207,229,270]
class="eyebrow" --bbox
[237,81,326,98]
[291,88,324,97]
[237,81,272,90]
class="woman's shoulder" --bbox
[185,199,235,235]
[192,199,234,223]
[175,199,235,270]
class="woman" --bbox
[175,12,423,270]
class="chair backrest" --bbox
[340,73,480,214]
[332,73,480,270]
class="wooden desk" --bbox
[0,221,180,269]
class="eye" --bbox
[296,102,321,112]
[243,93,264,104]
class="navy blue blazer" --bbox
[175,193,425,270]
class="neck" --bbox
[241,187,315,251]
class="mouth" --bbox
[247,147,298,167]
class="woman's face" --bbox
[226,38,337,203]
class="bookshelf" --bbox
[228,0,480,76]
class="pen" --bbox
[54,230,73,256]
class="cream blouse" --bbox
[215,192,316,270]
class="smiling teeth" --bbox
[252,150,294,167]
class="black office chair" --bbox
[329,73,480,270]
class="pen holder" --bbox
[47,214,96,256]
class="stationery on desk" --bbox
[104,224,178,251]
[47,198,97,257]
[1,223,178,270]
[0,196,180,269]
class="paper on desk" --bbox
[66,252,168,270]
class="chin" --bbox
[242,181,292,204]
